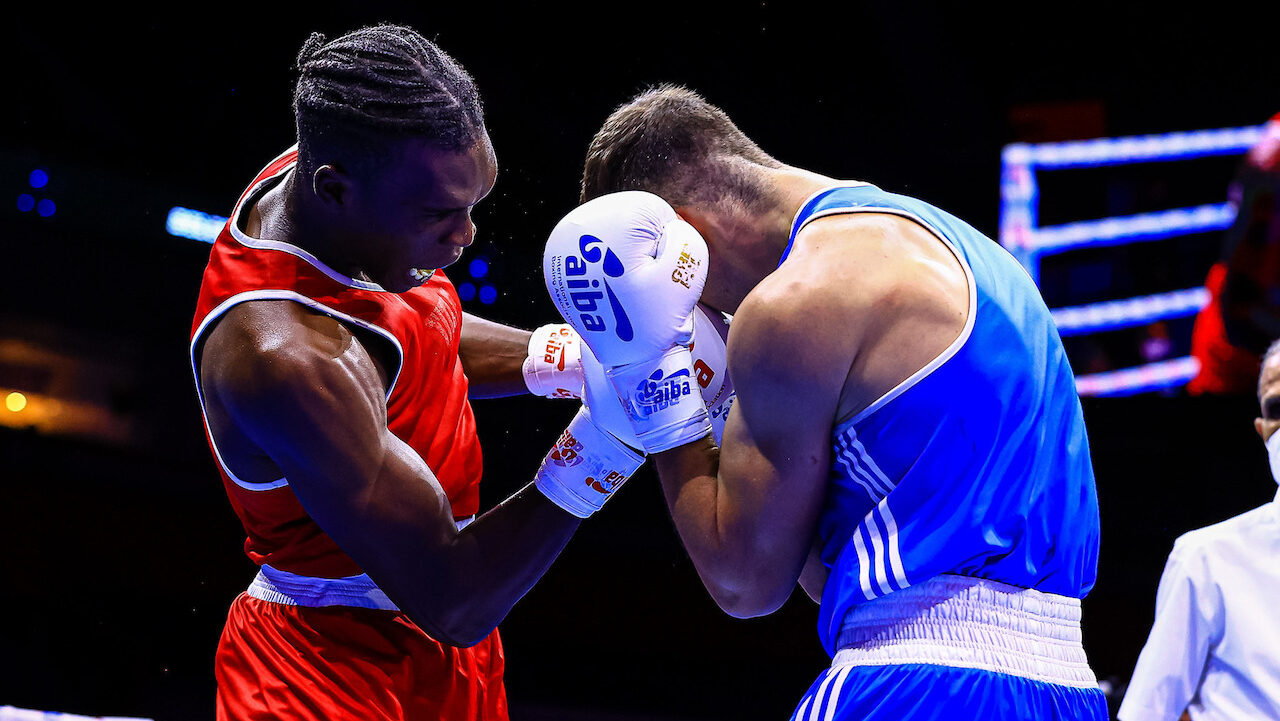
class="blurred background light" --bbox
[457,282,476,301]
[28,168,49,189]
[16,194,34,213]
[479,285,497,305]
[166,206,227,243]
[5,392,27,413]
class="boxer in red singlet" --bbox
[190,25,642,720]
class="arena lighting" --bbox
[457,282,476,301]
[1051,287,1210,337]
[1074,356,1201,398]
[478,285,497,305]
[5,392,27,413]
[28,169,49,189]
[1000,123,1265,396]
[468,257,489,278]
[16,194,34,212]
[166,206,227,243]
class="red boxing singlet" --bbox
[190,147,505,721]
[190,146,484,577]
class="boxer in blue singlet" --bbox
[576,85,1108,719]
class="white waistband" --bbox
[832,575,1098,688]
[246,564,400,610]
[244,517,474,610]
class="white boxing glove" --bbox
[583,304,736,446]
[534,406,646,518]
[543,191,708,363]
[543,191,712,452]
[522,324,584,399]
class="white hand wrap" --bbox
[534,407,645,518]
[521,324,583,399]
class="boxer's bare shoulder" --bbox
[198,300,391,481]
[764,212,971,422]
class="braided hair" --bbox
[292,25,485,178]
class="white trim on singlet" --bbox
[793,205,978,427]
[786,182,874,239]
[190,289,406,491]
[832,575,1098,689]
[226,146,393,293]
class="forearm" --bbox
[653,438,780,617]
[460,312,530,398]
[381,483,581,647]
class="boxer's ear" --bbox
[1256,417,1267,441]
[312,164,352,208]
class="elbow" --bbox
[705,573,793,619]
[407,605,498,648]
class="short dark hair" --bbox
[292,25,485,178]
[580,84,780,206]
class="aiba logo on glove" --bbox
[563,234,634,342]
[585,470,626,495]
[549,429,585,467]
[630,367,694,419]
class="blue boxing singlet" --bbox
[781,184,1106,721]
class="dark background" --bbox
[3,2,1279,719]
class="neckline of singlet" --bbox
[227,150,392,294]
[779,182,875,267]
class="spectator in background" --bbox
[1118,338,1280,721]
[1187,112,1280,395]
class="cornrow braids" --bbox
[292,24,485,177]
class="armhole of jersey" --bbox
[801,207,977,428]
[190,290,406,491]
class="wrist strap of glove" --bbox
[522,324,583,399]
[534,407,645,518]
[605,346,713,454]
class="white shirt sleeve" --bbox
[1117,540,1224,721]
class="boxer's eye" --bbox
[1264,397,1280,421]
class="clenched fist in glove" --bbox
[544,191,714,453]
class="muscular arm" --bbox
[652,278,849,617]
[651,214,970,618]
[459,312,532,398]
[202,302,577,646]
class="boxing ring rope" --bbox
[0,706,152,721]
[999,124,1267,396]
